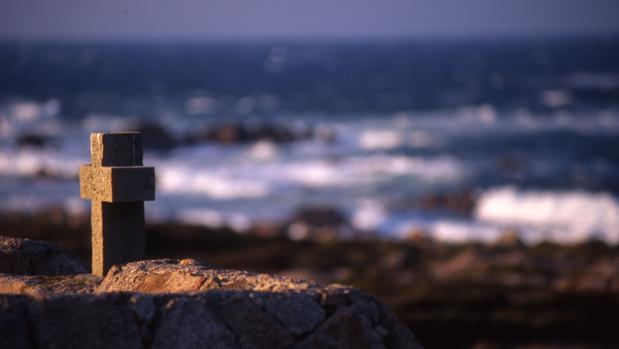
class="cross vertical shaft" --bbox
[79,133,155,276]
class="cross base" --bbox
[91,201,145,276]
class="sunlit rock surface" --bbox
[0,237,422,349]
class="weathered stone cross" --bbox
[79,132,155,276]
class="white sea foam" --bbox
[358,130,403,150]
[0,150,81,179]
[82,114,133,133]
[157,163,272,200]
[176,208,251,231]
[351,200,387,231]
[346,186,619,244]
[1,102,618,245]
[282,155,464,188]
[358,129,438,150]
[475,187,619,244]
[349,203,508,243]
[0,100,62,140]
[9,100,60,122]
[246,141,278,161]
[454,104,497,125]
[155,147,465,200]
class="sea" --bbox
[1,38,618,244]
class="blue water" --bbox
[1,39,618,243]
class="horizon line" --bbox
[1,32,619,44]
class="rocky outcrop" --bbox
[1,288,421,349]
[0,274,100,296]
[0,238,423,349]
[0,236,86,275]
[16,133,54,148]
[97,259,318,293]
[189,122,323,145]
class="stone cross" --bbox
[79,132,155,276]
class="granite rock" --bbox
[97,258,318,293]
[29,293,143,349]
[0,236,86,275]
[0,273,100,296]
[0,295,33,349]
[94,259,422,348]
[0,239,423,349]
[152,296,238,349]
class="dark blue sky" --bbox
[2,0,619,40]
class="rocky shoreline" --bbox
[0,237,421,349]
[2,210,619,348]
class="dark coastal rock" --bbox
[16,133,54,148]
[97,259,422,348]
[253,291,325,336]
[124,120,335,149]
[0,295,33,349]
[0,236,86,275]
[189,121,335,145]
[30,293,143,348]
[217,295,295,349]
[294,307,383,349]
[286,206,353,241]
[0,239,422,349]
[290,206,348,227]
[129,122,179,150]
[0,290,422,349]
[152,296,238,349]
[418,190,477,215]
[190,122,296,144]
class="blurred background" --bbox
[1,1,619,347]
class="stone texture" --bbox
[152,296,238,349]
[80,132,155,276]
[29,293,143,349]
[0,273,100,296]
[95,259,423,348]
[97,259,319,293]
[0,236,86,275]
[254,291,325,336]
[90,132,143,167]
[293,307,384,349]
[0,239,423,348]
[91,201,146,276]
[218,295,295,349]
[0,295,33,349]
[79,165,155,202]
[0,287,422,349]
[79,164,113,200]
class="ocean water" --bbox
[1,39,618,243]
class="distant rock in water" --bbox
[129,122,179,151]
[418,190,477,215]
[123,120,336,150]
[16,133,54,148]
[0,237,423,349]
[286,206,354,241]
[189,121,335,145]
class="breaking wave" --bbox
[475,187,619,244]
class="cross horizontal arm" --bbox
[79,165,155,202]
